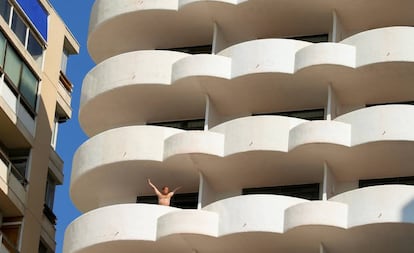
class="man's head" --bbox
[162,186,169,194]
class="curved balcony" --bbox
[330,185,414,227]
[335,104,414,146]
[88,0,414,62]
[72,106,414,211]
[70,126,200,212]
[81,27,414,136]
[64,189,414,253]
[63,204,179,253]
[341,26,414,67]
[79,50,206,136]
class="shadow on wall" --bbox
[402,197,414,223]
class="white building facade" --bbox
[64,0,414,252]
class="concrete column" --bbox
[322,162,337,200]
[326,84,339,120]
[198,172,217,208]
[212,22,228,54]
[332,10,345,42]
[205,95,223,130]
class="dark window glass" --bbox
[288,34,329,43]
[27,31,43,62]
[4,45,22,86]
[11,11,27,45]
[243,183,320,200]
[160,45,212,54]
[38,240,48,253]
[0,31,6,67]
[0,0,10,24]
[45,173,56,210]
[149,119,205,130]
[9,149,29,186]
[366,101,414,107]
[359,176,414,188]
[20,64,38,108]
[254,108,325,120]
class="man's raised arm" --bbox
[148,178,161,196]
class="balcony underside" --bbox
[64,187,414,253]
[88,0,414,62]
[80,27,414,136]
[71,105,414,212]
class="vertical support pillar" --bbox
[320,243,328,253]
[326,84,338,121]
[205,94,223,130]
[322,162,337,200]
[332,10,345,42]
[212,22,228,54]
[198,172,217,208]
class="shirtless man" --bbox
[147,178,181,206]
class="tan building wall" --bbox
[0,0,79,252]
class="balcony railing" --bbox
[59,70,73,95]
[0,149,28,188]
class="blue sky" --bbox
[49,1,94,252]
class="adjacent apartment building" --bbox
[0,0,79,252]
[65,0,414,252]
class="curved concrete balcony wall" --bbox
[341,26,414,67]
[330,185,414,227]
[284,201,348,231]
[210,116,306,155]
[71,106,414,211]
[203,194,307,235]
[63,204,178,253]
[288,121,351,150]
[164,131,224,159]
[157,210,219,238]
[88,0,414,62]
[218,39,310,77]
[294,43,356,71]
[335,105,414,146]
[70,126,202,212]
[64,189,414,253]
[80,50,206,136]
[81,27,414,136]
[171,54,231,83]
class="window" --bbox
[159,44,212,54]
[60,47,69,74]
[359,176,414,188]
[51,105,69,149]
[1,217,23,253]
[38,241,48,253]
[149,119,205,130]
[0,30,40,116]
[254,108,325,120]
[9,148,30,187]
[0,31,6,66]
[366,101,414,107]
[11,11,27,45]
[287,34,329,43]
[243,183,320,200]
[43,172,57,225]
[4,44,22,86]
[19,64,37,108]
[44,173,56,210]
[27,31,43,63]
[0,0,11,24]
[0,0,45,65]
